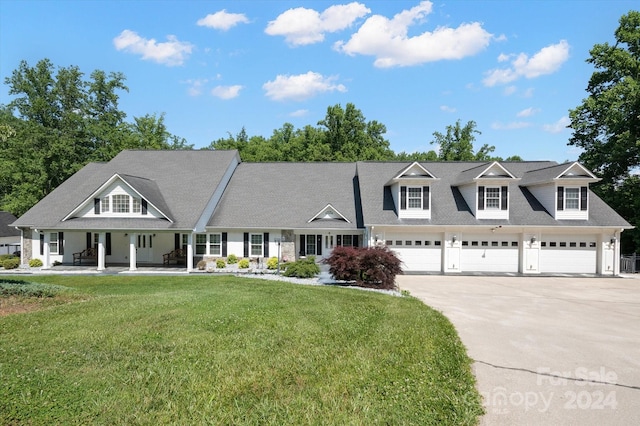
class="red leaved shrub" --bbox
[324,245,402,290]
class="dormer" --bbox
[387,162,438,219]
[521,162,599,220]
[455,162,518,220]
[63,174,173,222]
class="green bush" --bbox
[227,254,238,264]
[0,254,16,263]
[283,256,320,278]
[216,258,226,268]
[2,258,20,270]
[266,257,279,270]
[238,258,250,269]
[29,258,43,268]
[0,279,68,297]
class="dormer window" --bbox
[113,194,130,213]
[565,188,579,210]
[408,187,423,209]
[557,186,587,211]
[478,186,508,211]
[485,187,501,209]
[400,186,430,211]
[133,197,141,213]
[101,197,110,212]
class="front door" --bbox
[137,234,154,263]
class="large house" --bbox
[12,150,632,275]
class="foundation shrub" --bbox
[266,257,279,270]
[29,258,43,268]
[216,259,226,269]
[324,246,402,290]
[283,256,320,278]
[227,254,238,264]
[238,258,250,269]
[2,258,20,270]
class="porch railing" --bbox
[620,253,639,274]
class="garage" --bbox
[387,234,442,272]
[460,233,520,273]
[539,235,597,273]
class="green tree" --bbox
[1,58,190,216]
[568,11,640,252]
[431,119,498,161]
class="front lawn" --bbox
[0,275,482,425]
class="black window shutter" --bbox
[580,187,588,211]
[263,233,269,257]
[400,186,407,210]
[557,186,564,211]
[40,233,44,255]
[353,235,359,247]
[243,233,249,257]
[478,186,485,210]
[501,186,508,210]
[59,232,64,255]
[94,198,100,214]
[86,232,92,249]
[337,235,342,246]
[142,199,148,215]
[174,233,180,250]
[423,186,430,210]
[316,235,322,256]
[106,233,111,255]
[300,234,306,256]
[222,232,228,257]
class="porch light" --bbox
[530,236,537,243]
[452,235,457,243]
[610,237,617,244]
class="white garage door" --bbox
[540,235,597,274]
[460,234,520,273]
[387,234,442,272]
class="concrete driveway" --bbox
[397,275,640,425]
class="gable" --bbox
[63,174,172,222]
[395,162,437,179]
[308,204,350,223]
[555,162,599,180]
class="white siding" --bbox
[458,184,477,215]
[528,183,556,217]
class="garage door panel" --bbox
[461,234,519,273]
[540,235,597,273]
[395,248,441,272]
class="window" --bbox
[472,241,479,246]
[570,242,577,247]
[511,241,518,247]
[112,194,130,213]
[485,187,501,209]
[425,241,431,246]
[501,241,508,247]
[405,240,412,246]
[481,241,488,246]
[195,234,207,255]
[250,234,263,256]
[385,240,392,246]
[560,242,567,247]
[101,197,110,213]
[395,240,403,246]
[408,187,422,208]
[415,241,422,246]
[49,233,59,254]
[579,242,586,248]
[565,188,580,210]
[210,233,221,256]
[491,241,499,247]
[306,235,316,255]
[341,235,353,247]
[434,241,441,246]
[132,198,141,213]
[462,241,469,246]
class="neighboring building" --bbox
[0,211,21,255]
[11,150,632,275]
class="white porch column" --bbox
[43,232,51,269]
[129,233,137,271]
[97,232,106,271]
[187,233,194,271]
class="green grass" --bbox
[0,275,482,425]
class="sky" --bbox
[1,0,637,162]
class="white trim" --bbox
[308,203,351,223]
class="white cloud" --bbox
[197,10,249,31]
[211,85,243,100]
[503,85,517,96]
[263,71,347,101]
[483,40,570,86]
[335,1,492,67]
[290,109,309,117]
[491,121,532,130]
[113,30,193,66]
[265,2,370,46]
[543,116,570,133]
[184,78,208,96]
[440,105,456,113]
[517,107,540,117]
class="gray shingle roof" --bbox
[208,162,360,230]
[357,161,631,228]
[13,150,239,230]
[0,212,20,237]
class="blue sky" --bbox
[1,1,637,162]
